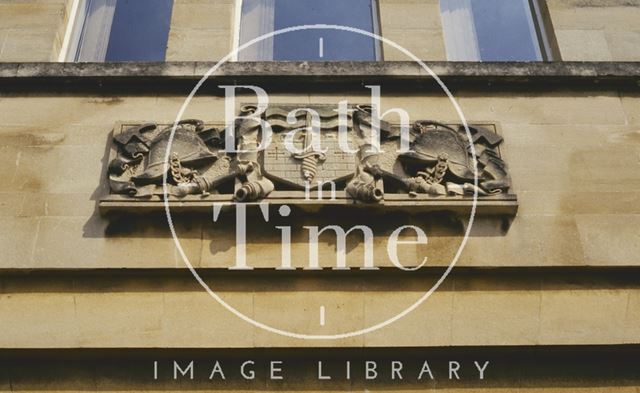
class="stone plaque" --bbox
[100,104,517,217]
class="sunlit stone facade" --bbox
[0,0,639,391]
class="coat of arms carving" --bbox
[101,104,516,216]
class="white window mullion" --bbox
[59,0,84,61]
[75,0,117,62]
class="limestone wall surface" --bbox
[0,272,638,348]
[0,88,637,353]
[0,0,68,62]
[166,0,235,62]
[0,92,637,270]
[548,0,640,61]
[0,0,639,391]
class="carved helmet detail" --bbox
[133,124,216,182]
[398,122,473,181]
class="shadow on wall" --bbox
[80,124,515,271]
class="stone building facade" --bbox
[0,0,639,392]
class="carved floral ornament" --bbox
[101,104,516,216]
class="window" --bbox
[440,0,557,61]
[65,0,174,62]
[237,0,381,61]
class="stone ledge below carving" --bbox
[99,192,518,217]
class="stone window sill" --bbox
[0,61,638,92]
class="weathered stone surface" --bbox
[165,0,234,62]
[30,215,204,268]
[0,1,65,62]
[539,288,630,344]
[556,30,612,61]
[1,62,640,91]
[621,94,640,124]
[548,0,640,29]
[451,290,541,345]
[548,0,640,61]
[378,0,446,61]
[0,92,635,269]
[382,28,446,61]
[0,217,39,266]
[575,214,640,266]
[379,0,442,30]
[0,276,638,348]
[166,29,232,62]
[606,31,640,62]
[0,292,78,347]
[0,2,638,391]
[252,291,366,347]
[363,290,454,346]
[457,93,627,126]
[461,214,586,267]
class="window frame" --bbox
[58,0,175,63]
[440,0,560,62]
[528,0,561,61]
[58,0,85,62]
[232,0,383,62]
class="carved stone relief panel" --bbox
[100,104,517,217]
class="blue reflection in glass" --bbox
[470,0,542,61]
[273,0,377,61]
[105,0,174,61]
[240,0,378,61]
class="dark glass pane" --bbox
[470,0,542,61]
[273,0,377,61]
[105,0,173,61]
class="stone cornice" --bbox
[0,61,639,92]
